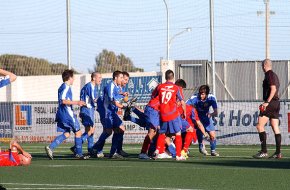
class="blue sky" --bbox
[0,0,289,73]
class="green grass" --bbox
[0,144,290,190]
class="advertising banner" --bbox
[0,103,13,142]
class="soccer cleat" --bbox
[45,146,54,160]
[152,150,159,160]
[70,146,76,154]
[211,151,220,157]
[157,152,172,159]
[75,154,90,160]
[96,152,105,158]
[119,150,129,157]
[181,150,189,159]
[253,151,268,159]
[269,152,282,159]
[199,148,210,156]
[110,153,124,159]
[127,97,138,109]
[138,153,151,160]
[176,155,187,161]
[123,108,131,121]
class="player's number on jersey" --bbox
[161,91,172,104]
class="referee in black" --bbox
[253,59,282,159]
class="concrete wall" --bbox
[0,71,159,102]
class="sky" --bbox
[0,0,290,73]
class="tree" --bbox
[0,54,72,76]
[91,49,144,73]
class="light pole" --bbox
[66,0,71,69]
[169,27,192,49]
[265,0,270,59]
[257,0,275,59]
[210,0,216,95]
[162,0,169,60]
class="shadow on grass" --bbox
[194,159,290,170]
[31,152,290,170]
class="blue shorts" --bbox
[144,106,160,129]
[196,121,215,138]
[57,115,80,133]
[160,116,182,134]
[80,107,95,127]
[102,113,123,129]
[202,118,215,132]
[181,119,190,133]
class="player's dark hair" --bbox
[62,69,74,82]
[165,70,174,80]
[122,71,130,78]
[175,79,187,88]
[112,70,122,80]
[199,85,210,95]
[91,72,99,81]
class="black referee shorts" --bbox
[259,100,280,119]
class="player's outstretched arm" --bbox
[181,100,186,118]
[62,99,86,107]
[113,101,126,109]
[0,69,17,83]
[195,121,208,138]
[10,141,32,158]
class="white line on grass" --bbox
[1,183,201,190]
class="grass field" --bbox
[0,143,290,190]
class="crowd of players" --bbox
[0,59,283,166]
[44,69,219,161]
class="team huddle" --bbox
[44,69,219,161]
[0,59,283,166]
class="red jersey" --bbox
[178,104,200,127]
[147,85,160,111]
[0,150,20,167]
[157,82,184,122]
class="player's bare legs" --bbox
[253,116,269,158]
[269,118,282,158]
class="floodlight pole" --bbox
[163,0,169,60]
[66,0,71,69]
[210,0,216,95]
[265,0,270,59]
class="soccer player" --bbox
[45,69,87,160]
[174,79,208,158]
[154,70,187,161]
[73,72,102,155]
[253,59,282,159]
[186,85,219,156]
[0,141,32,167]
[164,79,206,158]
[0,69,17,88]
[114,71,130,157]
[92,71,127,158]
[123,84,160,159]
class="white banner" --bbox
[214,101,290,145]
[12,103,148,144]
[12,101,290,145]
